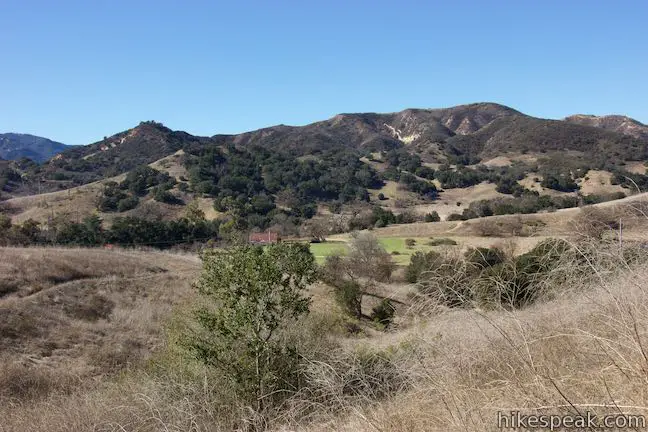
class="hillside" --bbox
[565,114,648,140]
[447,115,648,165]
[37,121,211,187]
[2,103,648,243]
[228,102,521,155]
[27,103,648,193]
[0,133,69,163]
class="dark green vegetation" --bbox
[97,165,179,212]
[183,144,381,225]
[0,213,220,248]
[565,114,648,140]
[452,191,629,221]
[447,115,648,166]
[0,133,69,163]
[188,243,317,413]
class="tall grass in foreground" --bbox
[2,217,648,430]
[293,240,648,430]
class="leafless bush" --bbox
[569,207,621,241]
[347,232,395,283]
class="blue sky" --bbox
[2,0,647,144]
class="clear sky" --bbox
[2,0,647,144]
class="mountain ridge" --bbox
[6,103,648,197]
[0,133,69,163]
[564,114,648,140]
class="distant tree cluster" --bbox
[97,165,179,212]
[0,212,220,248]
[435,164,487,188]
[540,171,579,192]
[182,145,385,230]
[0,164,21,194]
[611,169,648,192]
[451,193,579,220]
[347,206,419,230]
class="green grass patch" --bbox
[309,241,349,264]
[377,237,457,265]
[311,236,461,266]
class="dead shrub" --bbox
[0,362,79,402]
[64,293,115,321]
[570,207,620,241]
[88,338,146,373]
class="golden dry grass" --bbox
[577,170,627,195]
[4,151,199,224]
[2,217,648,431]
[148,149,188,180]
[624,161,647,175]
[0,247,200,389]
[302,256,648,431]
[408,182,505,219]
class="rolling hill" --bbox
[39,103,648,181]
[2,103,648,239]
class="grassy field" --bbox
[311,237,461,265]
[378,237,453,264]
[309,240,349,263]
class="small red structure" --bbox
[248,231,279,245]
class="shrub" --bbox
[540,172,579,192]
[186,243,317,413]
[395,211,418,224]
[427,237,458,246]
[406,250,442,283]
[570,207,620,241]
[117,196,139,212]
[417,255,474,307]
[153,187,182,204]
[464,247,506,269]
[370,299,395,328]
[404,238,416,248]
[475,238,572,309]
[417,238,572,309]
[334,280,363,318]
[473,219,501,237]
[424,211,441,222]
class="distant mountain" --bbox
[564,114,648,140]
[228,102,521,154]
[446,115,648,164]
[0,133,69,163]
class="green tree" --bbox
[185,199,206,225]
[188,243,317,414]
[0,214,11,230]
[424,211,440,222]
